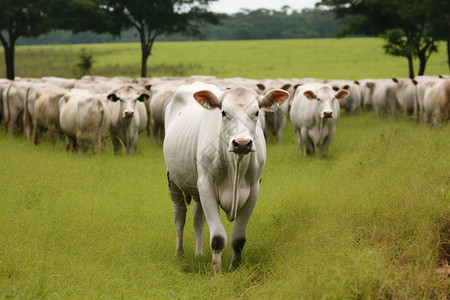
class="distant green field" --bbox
[1,38,448,79]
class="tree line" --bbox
[18,8,343,44]
[1,0,449,80]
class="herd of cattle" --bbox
[1,74,449,271]
[0,74,448,155]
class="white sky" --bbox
[209,0,319,14]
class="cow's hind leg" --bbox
[193,200,206,256]
[168,173,187,256]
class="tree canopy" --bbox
[91,0,220,77]
[317,0,449,77]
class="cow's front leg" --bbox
[230,186,258,270]
[193,200,206,256]
[168,175,187,256]
[198,178,227,272]
[320,129,335,154]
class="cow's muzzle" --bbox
[231,138,254,154]
[124,110,134,118]
[323,111,333,118]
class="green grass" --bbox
[1,38,449,79]
[0,37,449,298]
[0,112,449,298]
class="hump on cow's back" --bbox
[166,82,223,123]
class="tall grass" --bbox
[1,38,449,79]
[0,112,449,298]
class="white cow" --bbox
[107,86,149,153]
[414,76,443,124]
[290,83,349,155]
[371,79,399,115]
[163,82,289,271]
[423,79,450,126]
[149,83,178,143]
[59,89,111,153]
[33,85,67,145]
[0,79,12,125]
[2,80,38,139]
[256,80,292,143]
[393,78,417,117]
[327,79,362,114]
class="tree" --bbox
[98,0,220,78]
[0,0,48,79]
[428,0,450,72]
[0,0,116,79]
[317,0,442,78]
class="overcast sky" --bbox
[209,0,319,14]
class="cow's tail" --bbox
[97,99,110,152]
[23,86,33,140]
[3,82,13,129]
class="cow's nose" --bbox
[232,138,253,154]
[124,110,134,118]
[323,111,333,118]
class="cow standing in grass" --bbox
[290,83,349,155]
[163,82,289,272]
[107,86,149,153]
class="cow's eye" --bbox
[221,110,227,118]
[255,110,259,117]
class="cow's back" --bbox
[164,82,223,190]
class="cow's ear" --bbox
[335,90,350,101]
[259,89,290,110]
[108,94,118,102]
[281,84,292,91]
[303,90,317,100]
[256,84,265,92]
[193,90,222,109]
[138,93,149,102]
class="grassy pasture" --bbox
[0,38,449,298]
[1,38,449,79]
[0,113,449,298]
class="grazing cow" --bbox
[393,78,417,117]
[33,85,68,145]
[423,79,450,126]
[59,89,111,153]
[256,81,292,143]
[149,83,177,143]
[371,79,399,115]
[0,79,12,125]
[163,82,289,271]
[2,80,38,139]
[33,86,67,145]
[327,79,362,114]
[414,76,443,124]
[107,86,149,153]
[290,83,349,155]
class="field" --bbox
[1,38,449,79]
[0,38,450,298]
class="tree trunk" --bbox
[141,47,149,78]
[407,55,414,79]
[0,33,15,80]
[417,49,427,76]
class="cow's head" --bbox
[194,87,289,155]
[303,85,349,119]
[108,86,149,119]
